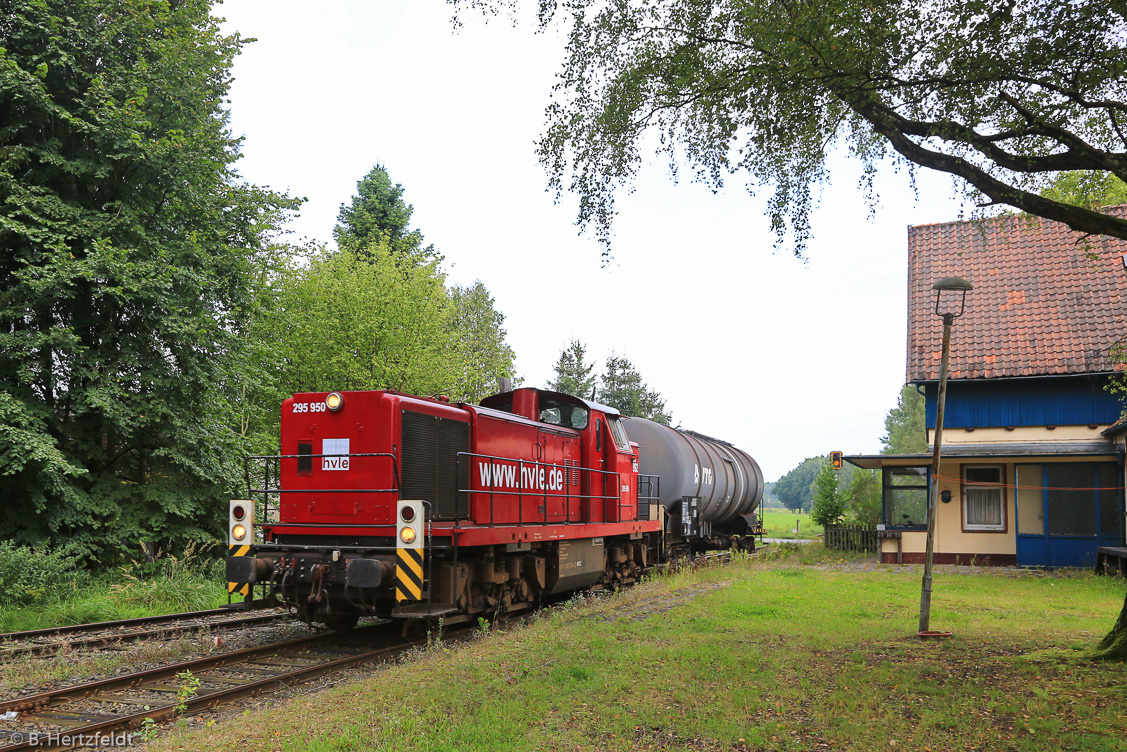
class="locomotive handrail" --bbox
[256,523,403,529]
[243,449,636,537]
[454,451,625,528]
[249,489,399,494]
[637,474,660,520]
[243,453,401,492]
[243,452,401,525]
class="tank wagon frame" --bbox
[226,387,763,629]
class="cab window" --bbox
[608,417,630,451]
[538,397,588,429]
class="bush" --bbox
[0,541,85,606]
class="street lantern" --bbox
[919,276,972,635]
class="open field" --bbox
[760,510,822,539]
[154,547,1127,752]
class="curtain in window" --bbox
[966,488,1002,527]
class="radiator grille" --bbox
[401,410,469,520]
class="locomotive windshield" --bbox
[608,417,630,451]
[538,396,589,429]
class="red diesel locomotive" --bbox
[226,386,763,629]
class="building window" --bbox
[882,466,929,529]
[962,465,1005,531]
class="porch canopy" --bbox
[846,443,1123,567]
[846,441,1121,470]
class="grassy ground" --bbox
[155,546,1127,752]
[760,510,822,539]
[0,563,230,633]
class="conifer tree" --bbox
[334,164,438,266]
[548,339,596,398]
[599,354,672,424]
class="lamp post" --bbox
[919,276,972,635]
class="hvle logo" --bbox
[322,438,350,471]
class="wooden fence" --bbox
[823,524,878,553]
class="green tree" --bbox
[772,457,825,512]
[1070,163,1127,659]
[457,0,1127,255]
[810,462,846,527]
[265,244,456,399]
[448,280,518,403]
[882,385,927,454]
[333,164,437,265]
[548,339,597,398]
[845,469,882,526]
[230,242,316,456]
[598,353,672,424]
[0,0,296,560]
[1041,172,1127,210]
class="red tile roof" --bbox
[907,206,1127,382]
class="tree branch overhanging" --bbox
[461,0,1127,253]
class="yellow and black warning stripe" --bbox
[227,543,251,598]
[395,547,424,602]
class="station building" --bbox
[848,206,1127,567]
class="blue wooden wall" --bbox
[922,376,1124,429]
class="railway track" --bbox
[0,624,416,751]
[0,609,289,660]
[0,551,744,748]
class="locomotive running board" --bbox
[391,603,459,620]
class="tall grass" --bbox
[0,542,229,632]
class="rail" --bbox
[0,611,286,660]
[0,625,416,751]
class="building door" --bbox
[1015,462,1122,567]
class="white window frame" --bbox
[962,464,1006,532]
[608,417,631,452]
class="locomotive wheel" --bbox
[325,613,360,631]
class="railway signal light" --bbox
[227,500,256,600]
[228,500,254,546]
[830,451,843,470]
[395,500,425,602]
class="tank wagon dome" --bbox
[624,417,763,525]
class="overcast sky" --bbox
[217,0,969,481]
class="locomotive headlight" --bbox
[232,523,248,542]
[399,526,417,544]
[325,392,344,412]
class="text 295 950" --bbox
[291,402,328,414]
